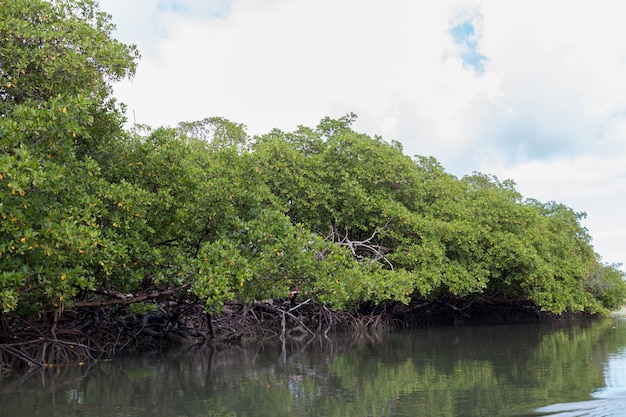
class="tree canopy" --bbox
[1,0,624,325]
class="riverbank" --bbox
[0,296,601,376]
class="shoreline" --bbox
[1,298,607,376]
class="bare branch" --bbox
[325,224,394,269]
[73,283,191,308]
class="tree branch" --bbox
[326,224,394,269]
[73,283,191,308]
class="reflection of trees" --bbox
[1,320,624,417]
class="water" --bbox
[2,318,626,417]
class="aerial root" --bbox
[0,297,568,376]
[0,338,95,370]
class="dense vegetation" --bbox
[1,0,625,355]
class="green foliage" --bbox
[1,0,623,317]
[251,116,625,313]
[0,145,107,312]
[0,0,138,104]
[0,0,138,313]
[583,262,626,311]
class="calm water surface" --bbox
[2,318,626,417]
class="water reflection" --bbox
[1,319,626,417]
[535,319,626,417]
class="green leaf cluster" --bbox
[1,0,138,313]
[250,117,625,313]
[1,0,624,317]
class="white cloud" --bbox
[100,0,626,269]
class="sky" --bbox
[99,0,626,270]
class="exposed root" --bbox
[0,296,590,377]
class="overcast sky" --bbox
[99,0,626,270]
